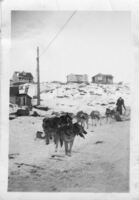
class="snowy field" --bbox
[12,82,130,115]
[8,82,130,192]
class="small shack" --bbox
[10,86,32,108]
[17,94,32,108]
[92,73,113,84]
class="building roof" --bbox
[19,72,33,79]
[14,71,33,79]
[67,73,88,77]
[12,82,27,86]
[92,73,113,78]
[17,93,32,99]
[10,86,19,96]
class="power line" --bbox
[40,10,77,57]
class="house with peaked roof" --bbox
[92,73,113,84]
[12,71,34,85]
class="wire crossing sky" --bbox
[11,11,132,83]
[40,10,77,57]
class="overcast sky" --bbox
[11,11,132,83]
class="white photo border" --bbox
[0,0,139,199]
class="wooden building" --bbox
[67,74,88,84]
[92,73,113,84]
[16,94,32,108]
[10,86,19,104]
[10,86,32,108]
[12,71,33,85]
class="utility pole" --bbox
[36,46,40,105]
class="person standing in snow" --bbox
[116,97,126,115]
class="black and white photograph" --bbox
[7,10,132,193]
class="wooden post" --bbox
[36,46,40,105]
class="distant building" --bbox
[92,73,113,84]
[12,71,34,85]
[67,74,88,84]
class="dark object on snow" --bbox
[33,105,49,111]
[15,162,44,170]
[51,111,61,117]
[95,141,103,144]
[101,103,107,106]
[109,102,115,105]
[35,131,45,139]
[9,114,16,120]
[31,111,40,117]
[9,153,19,159]
[114,112,122,121]
[16,108,29,116]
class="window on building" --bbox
[97,76,103,81]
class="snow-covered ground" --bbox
[8,118,129,192]
[17,82,130,115]
[8,82,130,192]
